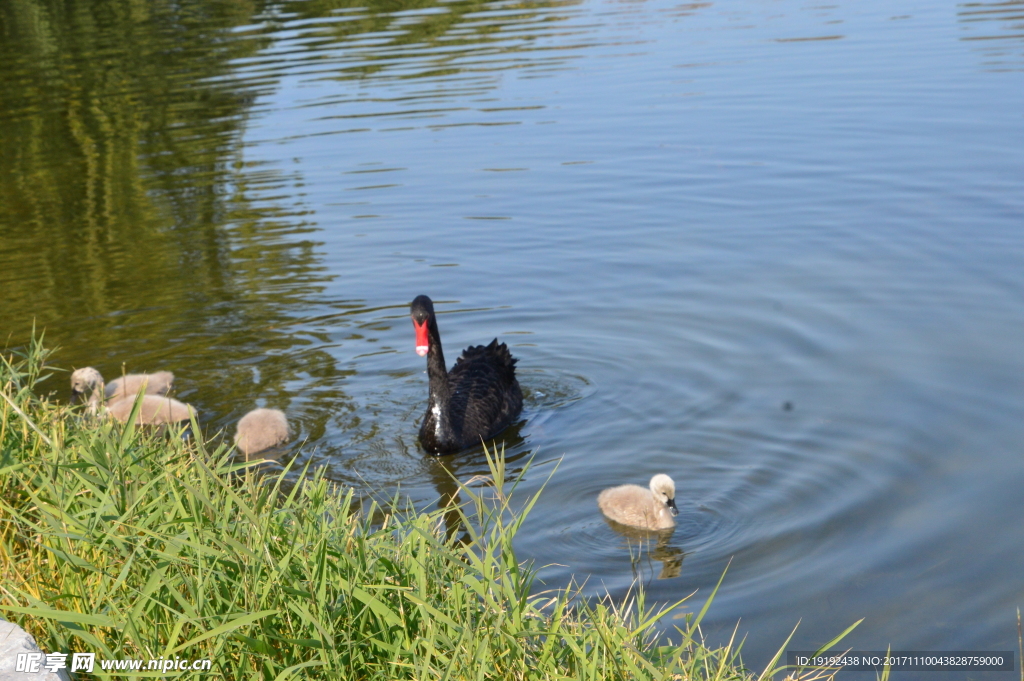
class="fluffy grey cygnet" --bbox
[597,474,678,530]
[70,366,194,425]
[105,394,197,425]
[70,367,174,403]
[234,408,291,456]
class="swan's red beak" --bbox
[413,318,429,356]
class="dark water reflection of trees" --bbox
[0,0,330,432]
[0,0,576,452]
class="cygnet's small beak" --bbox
[667,497,679,515]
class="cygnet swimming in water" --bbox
[234,408,291,456]
[598,474,678,530]
[70,367,174,403]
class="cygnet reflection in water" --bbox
[600,518,685,580]
[598,473,678,530]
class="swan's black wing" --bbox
[447,338,523,449]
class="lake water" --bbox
[2,0,1024,675]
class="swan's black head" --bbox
[411,295,435,356]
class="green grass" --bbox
[1,339,849,680]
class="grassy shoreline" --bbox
[1,341,843,680]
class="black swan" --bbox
[410,295,523,455]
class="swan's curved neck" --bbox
[425,315,454,442]
[425,316,450,401]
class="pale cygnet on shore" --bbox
[234,408,291,456]
[70,367,174,403]
[71,367,194,425]
[105,394,197,426]
[598,474,678,531]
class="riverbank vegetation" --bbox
[1,340,847,680]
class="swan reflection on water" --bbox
[423,429,532,543]
[602,519,686,581]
